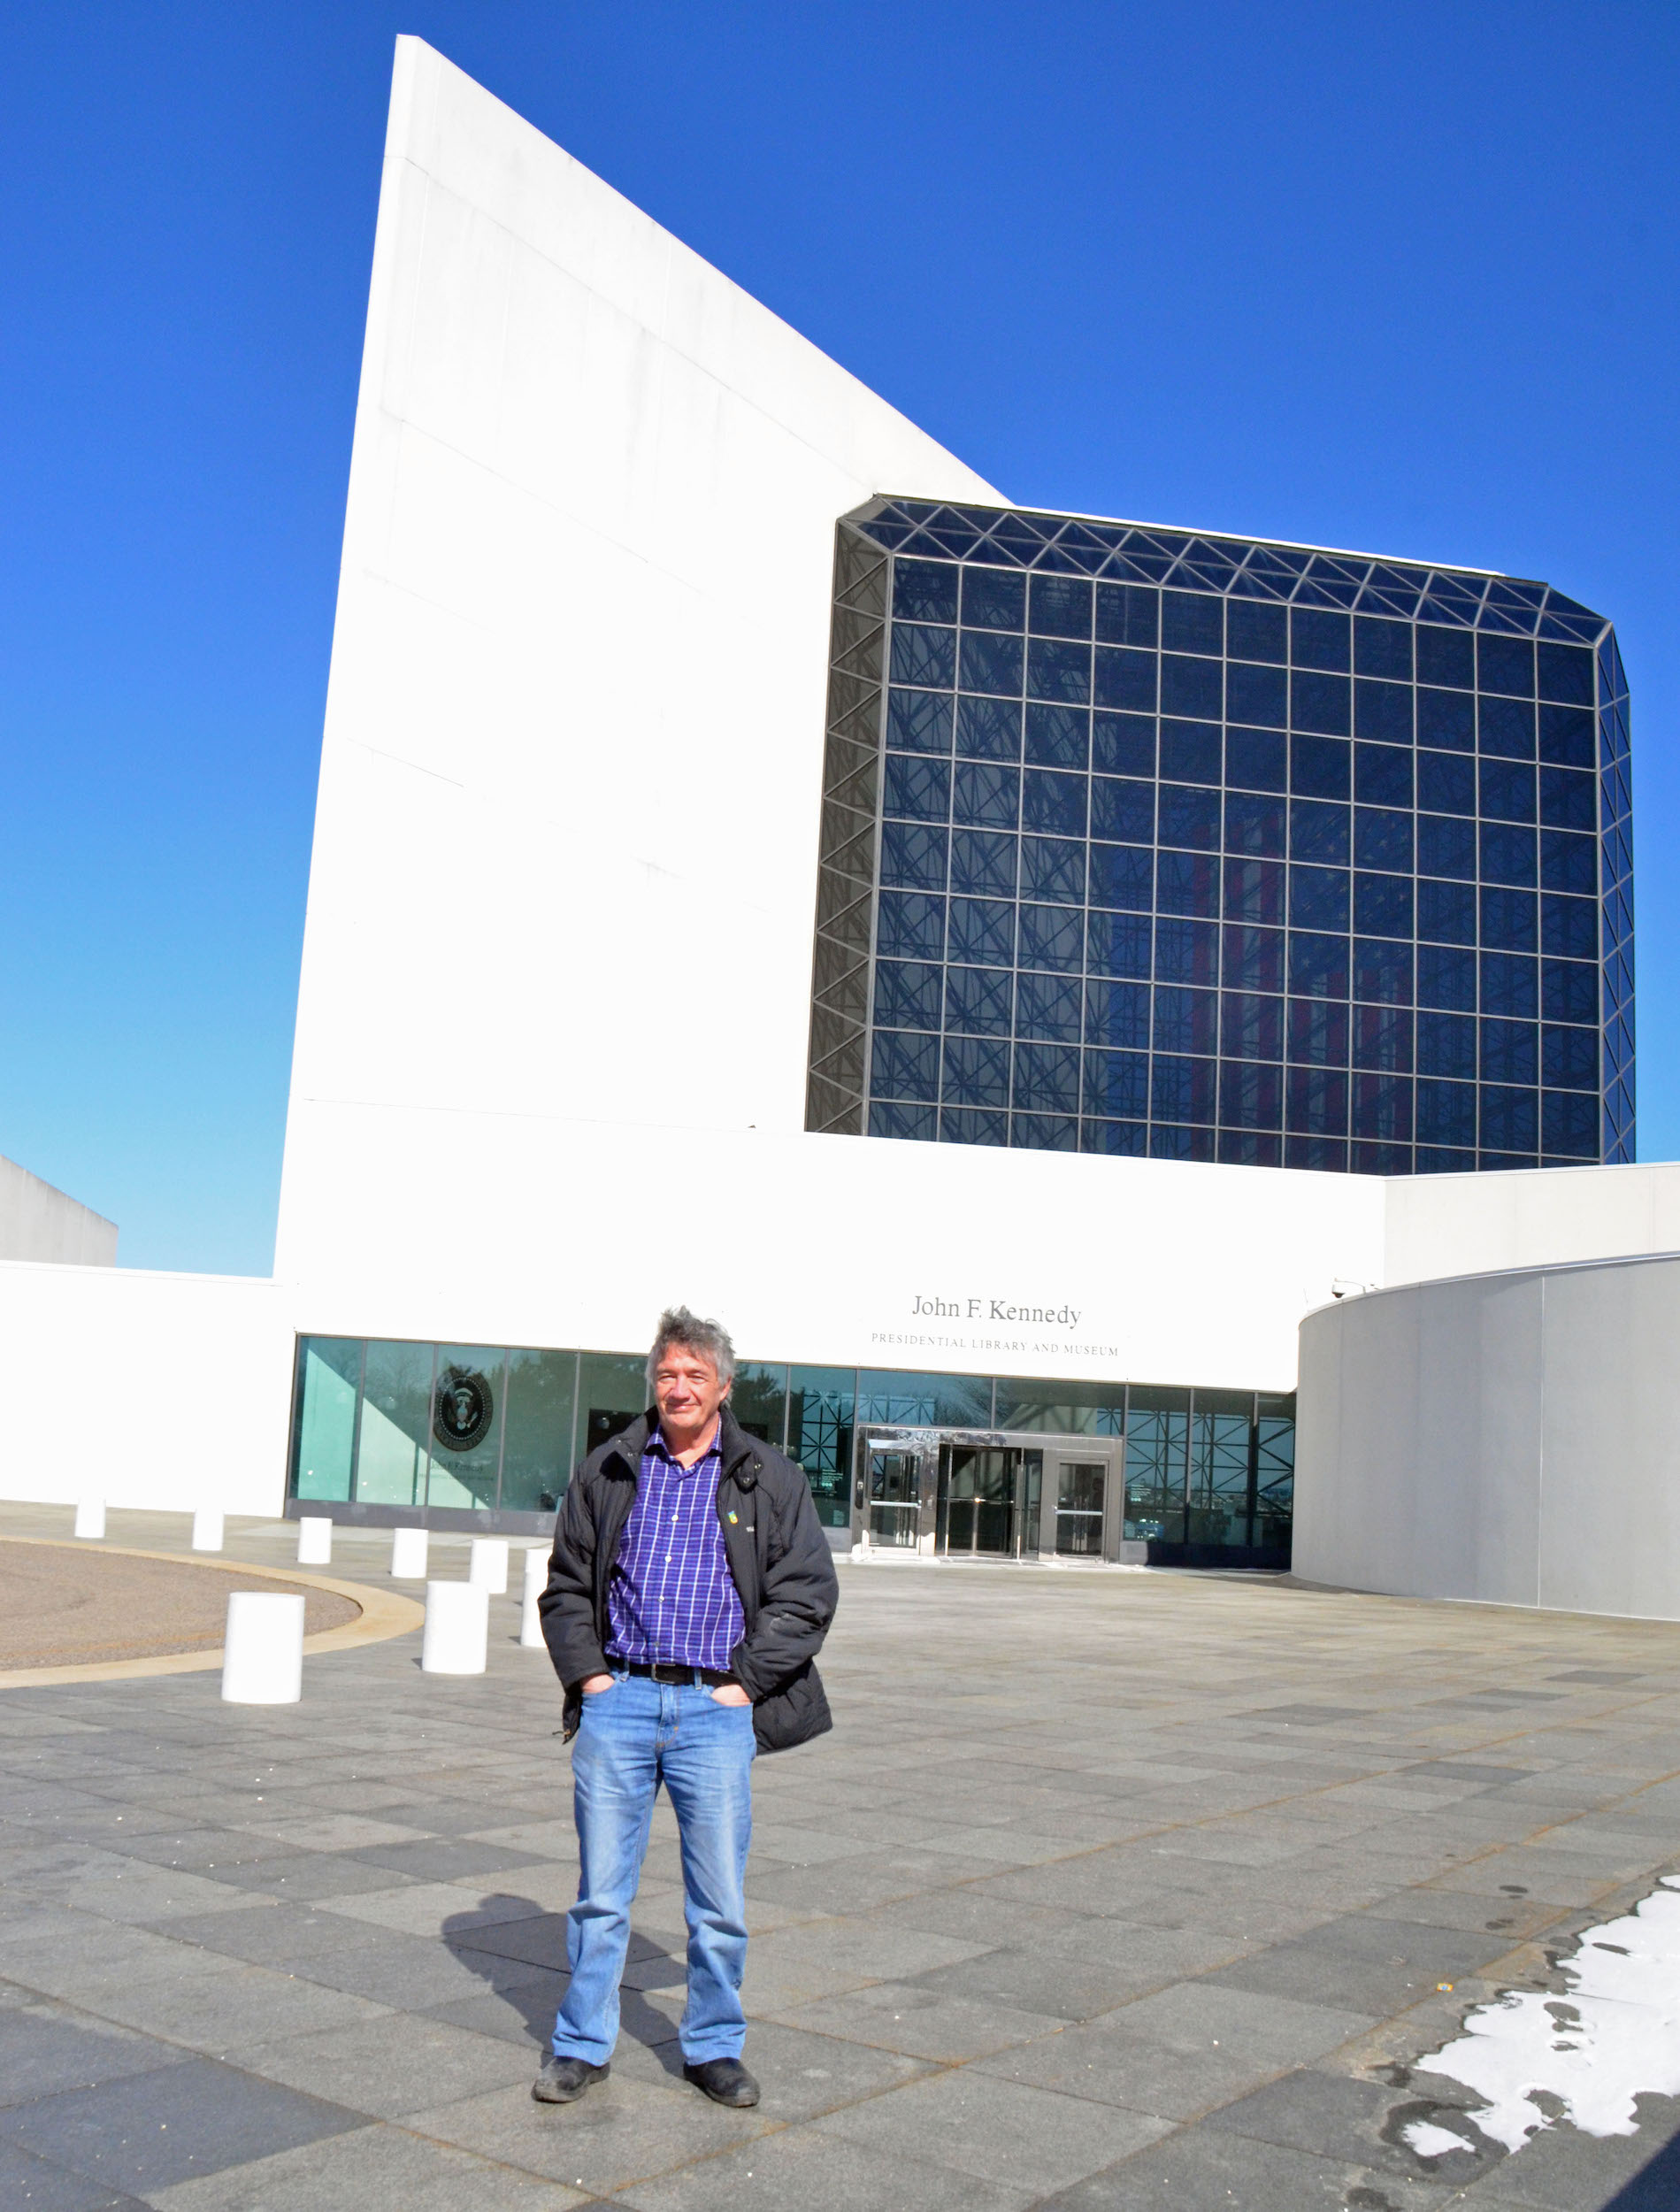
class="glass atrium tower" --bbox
[807,501,1632,1175]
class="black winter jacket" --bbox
[538,1407,840,1755]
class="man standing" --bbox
[535,1307,840,2109]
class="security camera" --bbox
[1330,1278,1372,1300]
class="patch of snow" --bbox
[1417,1876,1680,2154]
[1401,2119,1476,2160]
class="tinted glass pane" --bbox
[941,1034,1011,1106]
[1354,616,1413,679]
[1161,655,1222,719]
[1016,1041,1081,1111]
[1087,910,1153,979]
[1355,873,1412,938]
[869,1101,935,1139]
[1417,812,1476,879]
[1537,642,1594,706]
[1291,866,1350,932]
[1290,799,1350,862]
[787,1366,855,1527]
[947,897,1011,965]
[894,558,958,623]
[1481,887,1538,953]
[886,688,954,753]
[955,694,1020,759]
[1225,728,1288,793]
[1227,662,1287,727]
[1016,970,1082,1040]
[577,1354,650,1460]
[1418,945,1477,1010]
[1355,807,1413,871]
[1161,590,1223,654]
[1223,992,1285,1060]
[892,623,955,688]
[1159,784,1222,849]
[501,1348,578,1510]
[1286,1064,1347,1133]
[1542,957,1598,1025]
[1480,823,1538,887]
[1089,841,1154,910]
[1416,1079,1477,1146]
[962,567,1025,631]
[1024,703,1090,767]
[1093,647,1156,712]
[1085,1048,1149,1118]
[1417,751,1475,814]
[1023,839,1085,905]
[1417,1010,1476,1079]
[1226,792,1288,855]
[1539,703,1595,766]
[953,760,1019,827]
[1416,625,1475,688]
[1354,680,1413,743]
[1029,574,1093,640]
[1417,879,1476,943]
[1224,925,1285,993]
[1085,978,1151,1048]
[1160,720,1223,784]
[1417,687,1476,749]
[292,1338,359,1503]
[1023,770,1087,837]
[872,1029,939,1099]
[1091,777,1155,842]
[1542,1024,1598,1089]
[1289,933,1350,1000]
[1152,1053,1216,1123]
[1354,743,1412,807]
[1224,857,1285,924]
[945,964,1012,1033]
[858,1370,992,1427]
[884,752,950,822]
[1154,986,1219,1055]
[1227,599,1287,662]
[1292,608,1351,671]
[874,958,943,1027]
[1481,952,1538,1018]
[950,829,1015,895]
[877,891,945,958]
[1018,903,1084,971]
[1543,1091,1599,1156]
[1155,918,1219,984]
[1479,695,1535,758]
[1158,851,1220,917]
[1479,759,1536,823]
[1542,894,1598,961]
[1293,736,1352,799]
[1540,766,1596,831]
[1094,581,1159,646]
[1482,1085,1538,1150]
[1353,939,1412,1004]
[1288,996,1348,1064]
[1027,637,1091,703]
[1293,672,1352,735]
[1479,635,1535,696]
[1481,1019,1538,1085]
[1093,711,1155,777]
[959,631,1024,695]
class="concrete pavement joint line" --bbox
[0,1534,425,1687]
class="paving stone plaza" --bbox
[4,1509,1680,2209]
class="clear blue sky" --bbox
[1,2,1675,1273]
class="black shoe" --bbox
[532,2052,610,2104]
[683,2055,760,2108]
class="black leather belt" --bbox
[620,1661,735,1687]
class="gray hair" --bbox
[646,1306,736,1394]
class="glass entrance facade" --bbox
[806,499,1631,1174]
[288,1336,1293,1565]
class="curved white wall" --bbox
[1295,1249,1680,1622]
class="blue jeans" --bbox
[552,1670,756,2066]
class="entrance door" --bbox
[1052,1459,1106,1556]
[865,1448,921,1548]
[940,1447,1023,1556]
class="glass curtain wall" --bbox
[807,498,1630,1176]
[288,1338,1295,1555]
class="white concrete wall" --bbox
[0,1157,117,1267]
[1385,1162,1680,1287]
[0,1263,295,1517]
[1295,1250,1680,1622]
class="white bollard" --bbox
[73,1499,105,1541]
[390,1525,429,1579]
[468,1536,510,1594]
[518,1546,547,1647]
[221,1592,305,1704]
[422,1581,489,1675]
[296,1516,333,1566]
[192,1506,225,1553]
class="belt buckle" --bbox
[651,1663,689,1685]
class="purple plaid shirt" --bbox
[604,1422,746,1671]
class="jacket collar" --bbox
[605,1405,760,1487]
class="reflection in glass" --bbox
[789,1365,855,1528]
[500,1349,578,1512]
[292,1338,360,1502]
[356,1339,433,1507]
[425,1344,505,1510]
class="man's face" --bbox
[653,1347,729,1437]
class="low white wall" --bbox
[0,1262,295,1517]
[0,1157,118,1266]
[1295,1249,1680,1622]
[1384,1161,1680,1287]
